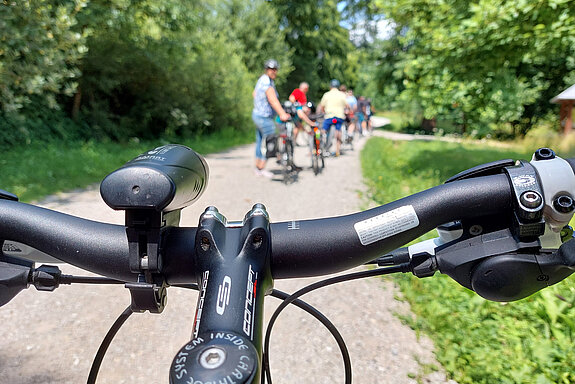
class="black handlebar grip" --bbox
[100,144,209,212]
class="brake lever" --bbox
[431,227,575,302]
[469,248,575,302]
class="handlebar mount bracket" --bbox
[99,144,209,313]
[123,210,171,313]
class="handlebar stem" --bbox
[170,204,274,384]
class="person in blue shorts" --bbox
[356,95,367,135]
[252,59,290,178]
[318,79,351,157]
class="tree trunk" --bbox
[72,87,82,120]
[421,117,436,133]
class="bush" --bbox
[0,104,88,148]
[77,24,253,142]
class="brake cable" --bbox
[76,265,407,384]
[82,282,349,383]
[265,289,352,384]
[262,265,407,384]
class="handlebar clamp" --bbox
[125,275,167,314]
[504,161,545,241]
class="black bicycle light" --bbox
[100,144,209,213]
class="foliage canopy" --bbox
[371,0,575,136]
[1,0,362,146]
[2,0,575,143]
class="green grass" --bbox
[378,110,417,133]
[361,137,575,384]
[0,127,253,202]
[360,138,530,205]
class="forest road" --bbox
[0,116,457,384]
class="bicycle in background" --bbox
[303,102,325,176]
[308,112,325,176]
[273,101,303,184]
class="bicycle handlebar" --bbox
[2,145,575,384]
[270,173,512,278]
[0,173,512,283]
[0,200,132,280]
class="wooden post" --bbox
[560,101,574,135]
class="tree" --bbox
[354,35,406,110]
[215,0,291,79]
[376,0,575,136]
[268,0,356,101]
[75,0,257,139]
[0,0,88,113]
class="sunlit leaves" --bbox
[376,0,575,136]
[0,0,88,113]
[268,0,355,99]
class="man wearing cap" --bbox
[318,79,350,157]
[252,59,291,178]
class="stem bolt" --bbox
[252,234,263,249]
[520,191,542,209]
[553,195,575,213]
[200,236,211,251]
[199,347,226,369]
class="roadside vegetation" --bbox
[361,134,575,384]
[2,0,574,152]
[3,128,252,203]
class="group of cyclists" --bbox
[283,79,375,169]
[251,58,374,178]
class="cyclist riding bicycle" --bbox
[282,100,318,132]
[288,82,311,145]
[318,79,351,157]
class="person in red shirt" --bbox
[288,82,310,145]
[289,82,309,105]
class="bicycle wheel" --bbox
[321,131,330,157]
[312,153,319,175]
[283,139,294,184]
[312,137,323,176]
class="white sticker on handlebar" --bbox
[354,205,419,245]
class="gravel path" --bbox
[0,118,457,384]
